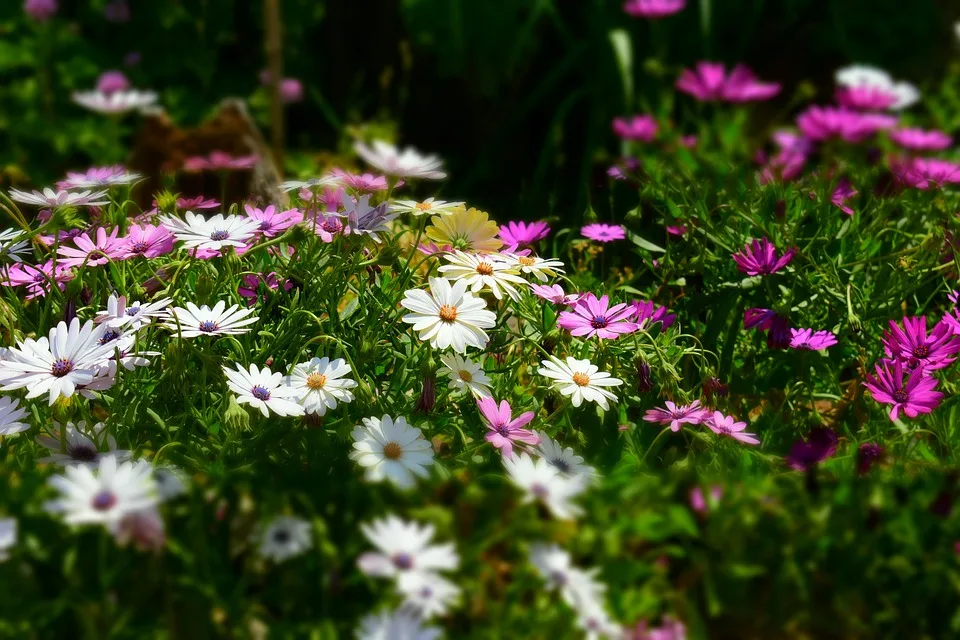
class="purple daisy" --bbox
[643,400,709,432]
[244,204,302,238]
[863,359,944,421]
[557,293,640,340]
[789,328,838,351]
[581,223,626,242]
[706,411,760,445]
[882,316,960,371]
[856,443,884,475]
[732,238,796,276]
[623,0,685,18]
[121,224,174,259]
[676,62,780,103]
[498,221,550,248]
[478,397,539,458]
[612,115,659,142]
[786,427,838,471]
[629,299,676,329]
[888,128,952,152]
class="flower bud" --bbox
[635,360,653,393]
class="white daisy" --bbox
[391,197,465,216]
[161,211,260,252]
[0,228,31,263]
[355,608,442,640]
[499,252,565,282]
[538,356,623,411]
[437,250,528,301]
[439,353,492,398]
[529,544,609,611]
[222,363,304,418]
[353,139,447,180]
[45,455,158,527]
[357,514,459,580]
[95,294,172,330]
[278,176,339,193]
[834,64,919,110]
[503,453,587,520]
[400,277,497,353]
[397,571,461,619]
[258,515,313,562]
[349,415,434,489]
[0,396,29,436]
[534,431,596,479]
[8,187,110,208]
[288,357,357,416]
[163,301,259,337]
[71,89,158,114]
[153,466,188,500]
[0,318,116,405]
[0,518,16,561]
[36,421,132,467]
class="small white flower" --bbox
[499,252,565,282]
[350,415,434,489]
[438,250,528,301]
[95,294,172,330]
[71,89,158,114]
[357,514,459,580]
[834,64,919,110]
[529,544,610,613]
[258,515,313,562]
[163,301,259,337]
[0,518,16,561]
[534,431,596,479]
[0,228,31,263]
[153,466,188,501]
[8,187,109,208]
[503,453,587,520]
[46,455,159,527]
[576,603,623,640]
[397,571,461,619]
[161,211,260,252]
[439,353,492,398]
[355,608,442,640]
[0,396,29,436]
[279,176,339,193]
[391,197,465,216]
[36,421,132,467]
[354,139,447,180]
[222,363,304,418]
[288,357,357,416]
[400,277,497,353]
[538,356,623,410]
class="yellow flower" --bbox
[425,206,502,253]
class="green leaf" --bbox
[627,230,666,253]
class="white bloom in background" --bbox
[0,396,29,436]
[503,453,587,520]
[439,353,492,398]
[8,187,110,208]
[534,431,596,479]
[0,228,31,263]
[353,139,447,180]
[288,357,357,416]
[161,211,260,252]
[0,518,16,561]
[71,89,158,114]
[278,176,339,193]
[499,253,565,282]
[258,516,313,562]
[153,466,188,500]
[529,544,611,618]
[59,167,142,189]
[438,250,527,301]
[350,415,434,489]
[576,603,623,640]
[538,356,623,410]
[222,363,304,418]
[397,571,461,619]
[163,301,259,337]
[36,421,131,467]
[834,64,919,110]
[0,318,116,405]
[355,608,442,640]
[357,514,459,581]
[400,277,496,353]
[112,506,166,552]
[391,197,465,216]
[46,455,158,527]
[95,294,171,330]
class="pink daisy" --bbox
[121,224,175,259]
[557,293,639,340]
[882,316,960,371]
[890,157,960,190]
[581,223,626,242]
[244,204,302,238]
[176,196,220,210]
[629,300,676,328]
[330,169,388,192]
[4,261,73,299]
[623,0,685,18]
[612,115,658,142]
[796,106,897,143]
[863,359,943,421]
[643,400,709,432]
[758,130,813,183]
[789,328,838,351]
[499,221,550,248]
[732,238,796,276]
[888,128,952,152]
[530,284,581,306]
[238,272,293,305]
[706,411,760,445]
[183,151,258,172]
[478,397,539,458]
[57,227,126,268]
[676,62,780,103]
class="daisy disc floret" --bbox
[349,415,435,489]
[538,356,623,410]
[400,277,496,353]
[222,363,304,417]
[288,357,357,416]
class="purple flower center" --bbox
[99,329,121,344]
[531,483,549,499]
[893,389,909,403]
[590,315,609,329]
[549,570,568,586]
[51,358,73,377]
[322,218,342,234]
[913,345,930,358]
[273,529,291,543]
[126,307,141,316]
[88,250,107,261]
[392,553,414,570]
[495,424,511,436]
[130,241,149,254]
[198,320,219,333]
[251,385,271,401]
[32,272,46,283]
[551,458,571,473]
[210,230,229,241]
[91,490,117,511]
[68,444,98,462]
[259,220,272,231]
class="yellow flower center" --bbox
[572,372,591,387]
[458,369,473,382]
[519,256,536,266]
[476,262,494,276]
[415,202,432,211]
[438,304,458,322]
[306,372,327,390]
[383,442,403,460]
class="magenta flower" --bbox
[789,328,838,351]
[689,486,722,513]
[57,165,134,190]
[96,71,130,95]
[499,221,550,248]
[890,157,960,190]
[944,291,960,335]
[307,213,345,243]
[889,128,952,152]
[121,224,174,259]
[238,272,293,305]
[796,106,897,143]
[612,115,659,142]
[103,0,130,22]
[244,204,302,238]
[183,151,258,172]
[707,411,760,445]
[863,359,943,421]
[629,299,676,329]
[478,397,539,458]
[24,0,57,21]
[416,242,453,257]
[743,308,791,348]
[4,261,72,298]
[531,283,580,306]
[666,224,687,236]
[558,293,640,340]
[676,62,780,103]
[643,400,709,432]
[581,223,626,242]
[758,130,813,183]
[835,86,899,111]
[786,427,837,471]
[607,157,640,181]
[856,443,884,475]
[57,227,126,268]
[177,196,220,210]
[623,0,685,18]
[330,169,388,192]
[829,179,857,216]
[732,238,796,276]
[882,316,960,371]
[279,78,303,103]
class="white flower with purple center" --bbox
[45,455,158,527]
[161,211,260,252]
[8,187,110,208]
[163,301,259,337]
[357,514,459,582]
[222,363,304,418]
[257,515,313,562]
[36,420,132,467]
[503,452,588,520]
[95,294,172,330]
[0,228,31,263]
[0,396,29,437]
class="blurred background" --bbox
[1,0,957,220]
